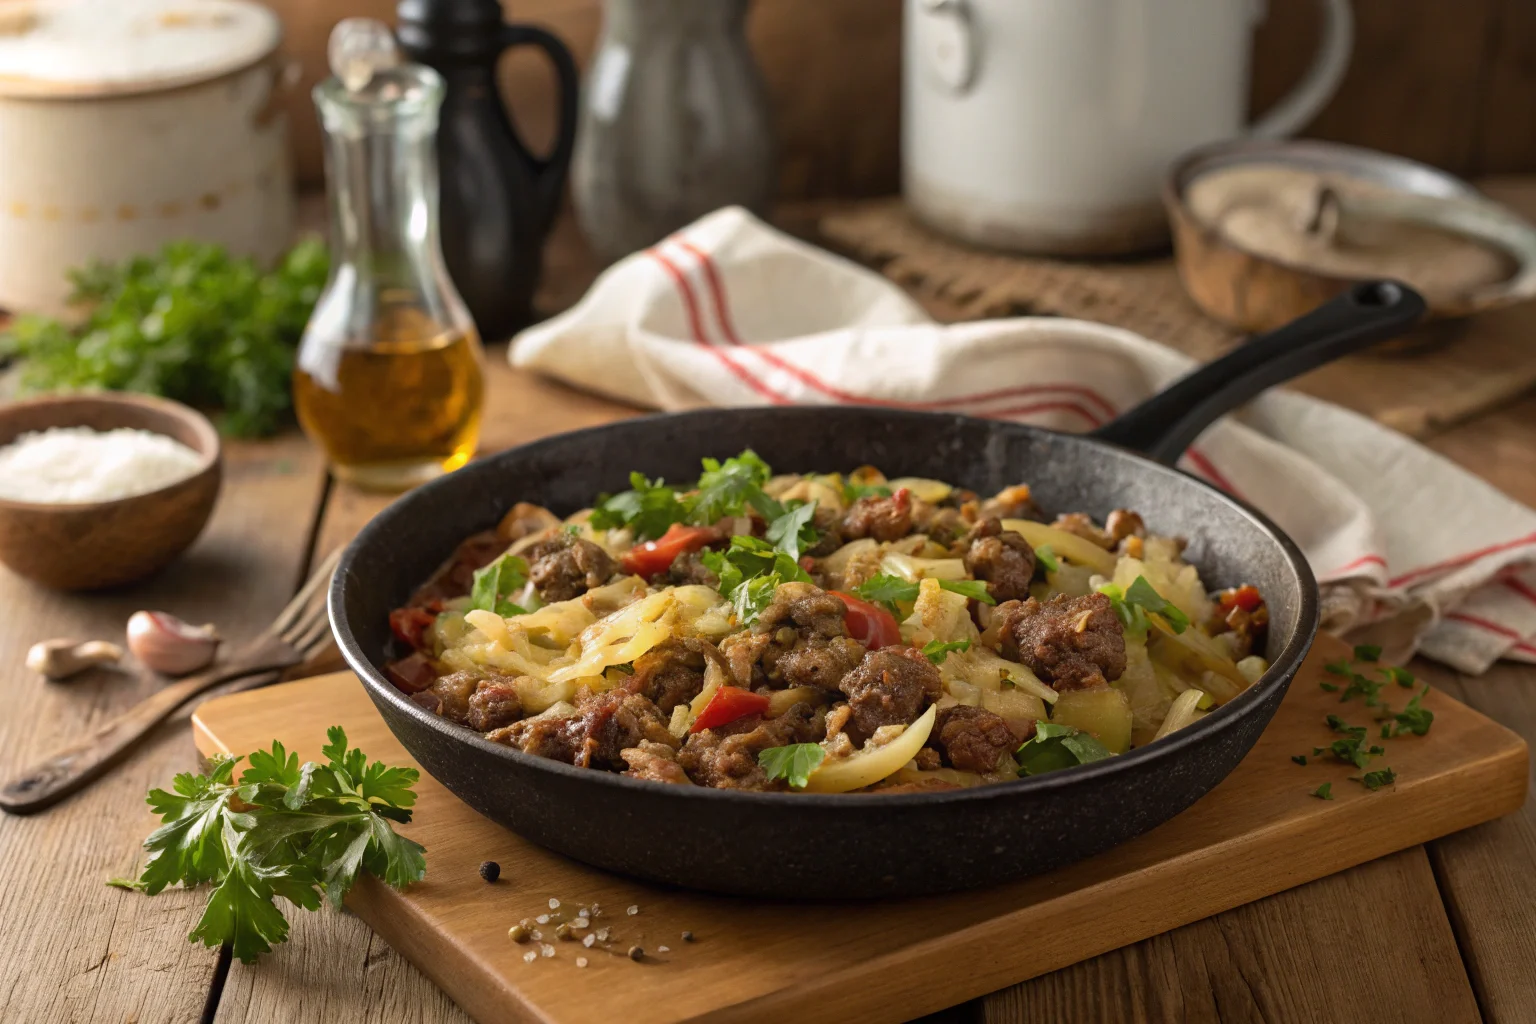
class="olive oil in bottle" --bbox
[295,24,485,491]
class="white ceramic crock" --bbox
[0,0,295,314]
[903,0,1355,256]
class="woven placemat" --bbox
[819,196,1536,438]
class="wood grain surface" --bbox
[0,434,327,1024]
[189,636,1526,1024]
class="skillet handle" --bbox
[1090,280,1427,466]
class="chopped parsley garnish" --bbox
[853,572,996,615]
[1034,545,1060,574]
[1319,681,1340,692]
[691,450,772,524]
[1325,714,1366,740]
[469,553,529,617]
[1383,666,1416,688]
[1311,782,1334,800]
[1097,576,1189,636]
[1325,735,1375,769]
[1388,686,1435,737]
[110,727,425,963]
[922,638,971,664]
[758,743,826,789]
[1324,660,1352,676]
[1357,767,1396,791]
[701,536,812,624]
[589,472,689,538]
[1292,754,1308,766]
[1353,644,1382,662]
[1015,722,1113,776]
[763,499,820,562]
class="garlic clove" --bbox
[126,611,220,676]
[26,638,124,680]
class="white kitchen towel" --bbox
[513,206,1536,675]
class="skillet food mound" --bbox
[384,451,1270,794]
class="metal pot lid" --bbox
[0,0,281,99]
[1170,139,1536,319]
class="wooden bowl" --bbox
[0,394,222,590]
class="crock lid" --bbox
[0,0,281,99]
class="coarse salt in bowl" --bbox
[0,426,204,504]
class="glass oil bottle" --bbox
[294,21,485,491]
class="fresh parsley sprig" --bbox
[111,728,426,963]
[701,535,813,624]
[1097,576,1190,636]
[922,638,971,664]
[758,743,826,789]
[1015,722,1112,776]
[589,472,690,538]
[853,573,996,616]
[469,552,530,617]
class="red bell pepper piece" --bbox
[1218,585,1263,614]
[620,523,718,578]
[389,607,439,651]
[832,591,904,650]
[690,685,770,733]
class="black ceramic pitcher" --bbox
[396,0,579,340]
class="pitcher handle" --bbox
[1248,0,1354,139]
[500,22,581,217]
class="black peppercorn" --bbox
[478,860,500,883]
[681,930,695,943]
[627,945,644,961]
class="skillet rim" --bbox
[330,406,1320,807]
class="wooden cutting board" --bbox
[191,636,1527,1024]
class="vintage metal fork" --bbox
[0,548,343,815]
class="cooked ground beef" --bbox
[979,485,1043,522]
[465,677,525,732]
[995,593,1127,689]
[841,489,914,542]
[677,703,823,789]
[667,549,719,587]
[525,533,618,601]
[933,705,1018,773]
[1105,509,1145,544]
[912,500,971,544]
[753,583,866,690]
[620,740,692,784]
[718,630,772,688]
[806,503,845,558]
[914,747,943,770]
[428,670,481,725]
[1051,512,1114,550]
[963,517,1037,602]
[496,502,561,543]
[489,688,675,769]
[630,637,724,712]
[838,645,943,744]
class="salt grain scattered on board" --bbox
[0,427,201,504]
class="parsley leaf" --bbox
[854,573,918,615]
[589,472,689,539]
[1311,782,1334,800]
[1325,714,1367,740]
[1354,644,1382,662]
[119,728,425,963]
[1357,767,1396,791]
[940,578,997,606]
[1390,686,1435,737]
[758,743,826,789]
[764,499,820,562]
[702,536,812,625]
[1325,736,1375,769]
[1034,545,1060,574]
[0,239,328,437]
[1383,666,1416,688]
[922,638,971,664]
[469,553,529,617]
[691,450,772,524]
[1339,670,1386,707]
[1292,754,1308,766]
[1319,681,1340,692]
[1324,660,1353,676]
[1124,576,1191,633]
[1016,722,1113,776]
[843,480,893,503]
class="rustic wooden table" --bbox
[1,213,1533,1024]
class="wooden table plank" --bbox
[0,435,327,1024]
[1417,396,1536,1023]
[982,848,1481,1024]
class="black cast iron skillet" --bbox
[331,281,1425,898]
